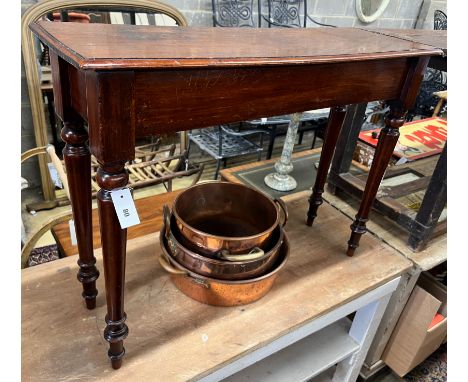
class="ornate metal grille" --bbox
[212,0,256,27]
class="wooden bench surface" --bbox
[23,191,411,381]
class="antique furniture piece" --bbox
[22,192,411,381]
[21,0,187,209]
[220,155,447,380]
[327,29,447,252]
[187,125,268,179]
[263,0,306,27]
[30,21,441,368]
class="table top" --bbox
[30,21,442,70]
[361,28,447,53]
[22,192,411,381]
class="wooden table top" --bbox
[22,192,411,381]
[30,21,442,70]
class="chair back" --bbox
[434,10,447,30]
[212,0,259,27]
[264,0,306,28]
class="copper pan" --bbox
[158,229,290,306]
[162,208,284,280]
[171,181,288,255]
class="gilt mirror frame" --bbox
[21,0,188,202]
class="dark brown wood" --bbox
[51,48,100,309]
[61,119,99,309]
[346,57,430,256]
[85,71,135,163]
[96,162,129,370]
[30,21,443,368]
[307,106,347,226]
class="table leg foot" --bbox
[347,216,368,256]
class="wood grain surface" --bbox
[52,189,182,257]
[23,192,411,381]
[30,21,442,70]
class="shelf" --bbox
[223,318,359,382]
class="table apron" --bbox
[132,58,411,135]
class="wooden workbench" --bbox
[220,154,446,378]
[22,192,410,381]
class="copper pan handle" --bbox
[216,247,264,262]
[159,253,210,288]
[274,198,289,228]
[159,253,187,275]
[162,204,172,239]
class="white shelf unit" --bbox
[224,318,358,382]
[199,277,400,382]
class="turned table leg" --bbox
[346,109,406,256]
[307,106,347,226]
[61,120,99,309]
[96,162,129,369]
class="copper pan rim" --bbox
[172,180,282,242]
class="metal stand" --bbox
[264,112,302,191]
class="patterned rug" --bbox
[28,244,60,267]
[404,343,447,382]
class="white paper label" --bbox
[47,162,63,188]
[261,117,267,123]
[69,219,77,246]
[110,188,140,229]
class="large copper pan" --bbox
[158,229,290,306]
[162,210,284,280]
[171,181,288,255]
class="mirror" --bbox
[21,0,187,206]
[355,0,390,23]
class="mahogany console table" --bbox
[30,21,442,369]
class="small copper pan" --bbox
[171,181,288,255]
[158,229,290,307]
[162,208,284,280]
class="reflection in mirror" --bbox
[22,1,187,208]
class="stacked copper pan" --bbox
[159,181,290,306]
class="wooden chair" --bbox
[21,144,204,268]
